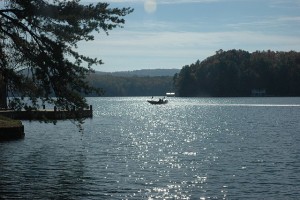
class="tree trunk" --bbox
[0,73,7,109]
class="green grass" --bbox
[0,115,22,128]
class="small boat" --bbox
[147,99,168,105]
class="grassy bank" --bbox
[0,115,23,128]
[0,115,24,140]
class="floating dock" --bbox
[166,92,176,97]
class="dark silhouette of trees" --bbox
[174,65,195,97]
[87,74,173,97]
[0,0,133,110]
[174,49,300,97]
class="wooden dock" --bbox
[0,106,93,121]
[0,106,93,140]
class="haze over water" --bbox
[1,97,300,199]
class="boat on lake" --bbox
[147,98,168,105]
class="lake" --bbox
[1,97,300,199]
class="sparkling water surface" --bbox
[1,97,300,199]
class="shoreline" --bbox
[0,107,93,141]
[0,107,93,120]
[0,116,24,141]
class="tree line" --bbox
[173,49,300,97]
[0,0,132,110]
[87,74,173,96]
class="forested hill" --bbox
[87,69,177,96]
[173,50,300,97]
[95,68,180,77]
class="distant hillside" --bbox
[95,68,180,77]
[174,49,300,97]
[87,74,174,97]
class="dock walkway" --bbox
[0,106,93,120]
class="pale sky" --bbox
[78,0,300,71]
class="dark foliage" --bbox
[87,74,173,97]
[0,0,133,110]
[174,49,300,97]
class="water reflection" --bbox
[1,97,300,199]
[112,98,226,199]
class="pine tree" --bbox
[0,0,133,110]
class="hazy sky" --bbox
[78,0,300,71]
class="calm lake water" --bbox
[1,97,300,199]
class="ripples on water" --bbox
[1,97,300,199]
